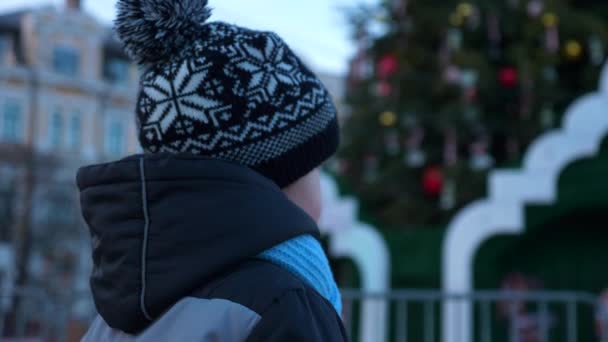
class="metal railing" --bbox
[0,288,607,342]
[341,289,607,342]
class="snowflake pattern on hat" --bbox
[136,23,336,168]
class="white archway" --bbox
[442,62,608,342]
[319,173,390,342]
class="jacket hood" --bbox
[77,154,320,334]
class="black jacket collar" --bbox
[77,154,320,334]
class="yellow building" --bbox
[0,0,141,322]
[0,0,140,161]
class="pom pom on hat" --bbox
[115,0,212,65]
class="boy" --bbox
[78,0,346,340]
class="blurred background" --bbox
[0,0,606,341]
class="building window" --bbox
[0,37,8,65]
[68,113,81,151]
[104,58,130,85]
[2,100,22,142]
[52,46,80,77]
[106,121,124,156]
[50,110,63,149]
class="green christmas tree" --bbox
[338,0,608,228]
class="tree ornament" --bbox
[404,127,426,168]
[564,40,583,60]
[444,65,462,84]
[447,28,463,50]
[487,13,502,45]
[540,105,556,129]
[449,13,464,27]
[466,5,481,30]
[384,130,401,156]
[405,149,426,168]
[470,141,494,171]
[542,66,558,82]
[329,158,350,175]
[464,88,478,103]
[423,166,444,197]
[589,36,605,66]
[350,53,374,83]
[542,12,560,53]
[379,110,398,127]
[487,13,502,59]
[444,130,459,166]
[457,2,474,17]
[545,25,560,53]
[377,53,399,79]
[375,81,393,97]
[460,69,479,89]
[527,0,544,18]
[499,67,518,88]
[363,155,379,184]
[440,178,456,210]
[541,12,558,28]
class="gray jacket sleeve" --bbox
[82,298,262,342]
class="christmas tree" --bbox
[338,0,608,227]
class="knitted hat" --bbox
[115,0,339,188]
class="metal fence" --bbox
[0,288,608,341]
[341,289,608,342]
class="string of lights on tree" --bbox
[337,0,608,227]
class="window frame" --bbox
[49,109,64,149]
[67,112,81,151]
[105,119,124,157]
[104,58,131,85]
[52,46,81,77]
[1,99,22,142]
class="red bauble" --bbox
[423,167,444,196]
[464,87,478,102]
[499,67,518,88]
[376,81,393,97]
[377,54,399,79]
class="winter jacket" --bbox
[77,154,348,341]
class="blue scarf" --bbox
[258,235,342,315]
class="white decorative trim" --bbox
[319,173,390,342]
[441,62,608,342]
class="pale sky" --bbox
[0,0,375,74]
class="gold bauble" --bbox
[450,13,464,26]
[564,40,583,59]
[457,3,474,17]
[379,111,398,127]
[542,12,558,28]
